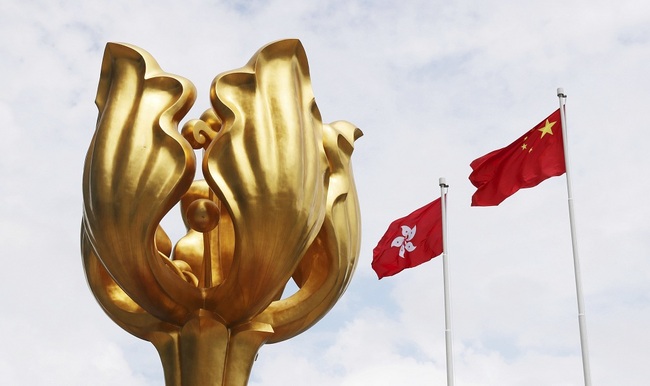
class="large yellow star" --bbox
[538,119,557,138]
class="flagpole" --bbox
[557,88,592,386]
[439,177,454,386]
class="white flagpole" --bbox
[439,177,454,386]
[557,88,592,386]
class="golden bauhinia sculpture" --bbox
[81,40,362,386]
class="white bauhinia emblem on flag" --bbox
[391,225,417,258]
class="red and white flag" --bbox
[372,198,443,279]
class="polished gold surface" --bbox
[81,40,362,386]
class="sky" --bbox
[1,0,650,385]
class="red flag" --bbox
[469,108,566,206]
[372,198,443,279]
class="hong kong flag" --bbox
[372,198,443,279]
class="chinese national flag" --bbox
[469,108,566,206]
[372,198,443,279]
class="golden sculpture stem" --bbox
[149,332,182,386]
[150,313,273,386]
[178,314,228,385]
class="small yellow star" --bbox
[521,143,527,151]
[538,119,557,138]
